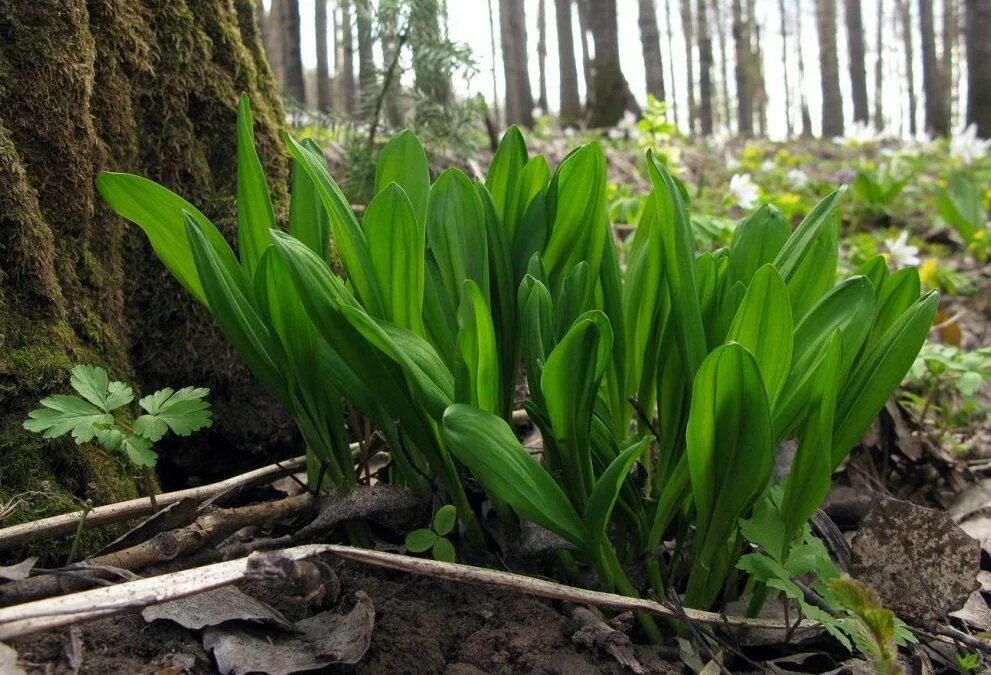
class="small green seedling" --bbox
[24,364,212,510]
[957,651,982,673]
[405,504,458,563]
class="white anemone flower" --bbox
[884,231,921,268]
[729,173,760,210]
[786,168,809,188]
[950,123,991,164]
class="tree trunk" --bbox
[943,0,957,129]
[898,0,917,135]
[264,0,285,86]
[555,0,582,126]
[500,0,534,126]
[681,0,698,134]
[697,0,714,135]
[919,0,950,134]
[797,2,813,136]
[749,0,767,136]
[712,0,731,132]
[665,0,681,125]
[639,0,666,101]
[356,0,376,111]
[817,0,845,136]
[411,0,452,108]
[537,0,549,112]
[383,4,405,127]
[338,0,356,115]
[0,0,290,551]
[280,0,306,105]
[576,0,594,95]
[583,0,639,127]
[875,0,884,129]
[731,0,753,136]
[778,0,792,136]
[965,0,990,135]
[315,0,333,112]
[844,0,870,123]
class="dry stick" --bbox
[0,494,313,606]
[0,409,533,552]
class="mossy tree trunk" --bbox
[0,0,291,547]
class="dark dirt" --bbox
[8,559,680,674]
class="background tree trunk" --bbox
[942,0,957,129]
[817,0,844,136]
[264,0,285,87]
[749,0,767,135]
[797,2,813,136]
[583,0,639,127]
[338,0,356,115]
[537,0,549,112]
[898,0,917,135]
[965,0,991,135]
[919,0,949,135]
[697,0,714,135]
[845,0,870,124]
[0,0,289,551]
[500,0,534,126]
[778,0,792,136]
[639,0,666,101]
[315,0,333,112]
[576,0,594,94]
[279,0,306,104]
[356,0,376,112]
[731,0,753,136]
[665,0,681,125]
[681,0,698,134]
[875,0,885,129]
[555,0,582,126]
[383,4,404,127]
[712,0,731,132]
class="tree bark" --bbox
[356,0,376,111]
[316,0,333,112]
[844,0,870,123]
[965,0,991,135]
[555,0,582,125]
[697,0,714,135]
[919,0,949,134]
[264,0,285,86]
[797,2,814,136]
[749,0,767,136]
[576,0,594,96]
[817,0,845,136]
[500,0,534,126]
[874,0,884,129]
[681,0,698,134]
[665,0,681,125]
[537,0,549,112]
[943,0,957,129]
[712,0,731,132]
[338,0,356,115]
[731,0,753,136]
[898,0,917,135]
[0,0,290,550]
[582,0,639,127]
[639,0,666,101]
[279,0,306,104]
[383,4,404,127]
[778,0,792,136]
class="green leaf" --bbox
[456,280,500,413]
[235,94,278,279]
[728,205,790,286]
[69,365,133,412]
[376,129,430,225]
[96,172,243,306]
[783,209,839,322]
[774,188,845,283]
[137,386,212,438]
[96,427,123,452]
[506,156,551,244]
[726,264,793,408]
[24,395,114,444]
[433,505,458,536]
[431,536,457,563]
[584,437,650,552]
[363,182,426,335]
[287,138,331,259]
[405,528,437,553]
[442,404,590,548]
[864,267,921,353]
[484,125,528,232]
[122,434,158,468]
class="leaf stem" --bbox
[141,467,159,513]
[65,499,93,566]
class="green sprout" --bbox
[405,504,458,563]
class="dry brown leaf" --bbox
[0,557,36,582]
[142,585,293,630]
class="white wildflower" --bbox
[950,123,991,164]
[786,168,810,188]
[884,231,921,268]
[760,159,775,172]
[729,173,760,210]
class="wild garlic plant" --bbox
[98,97,936,627]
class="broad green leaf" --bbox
[97,173,243,305]
[833,292,939,463]
[484,125,528,229]
[123,434,157,467]
[235,94,278,278]
[375,130,430,225]
[405,529,437,552]
[433,505,458,536]
[288,138,331,259]
[505,155,550,242]
[136,386,212,439]
[24,395,114,444]
[623,200,663,387]
[284,133,385,317]
[518,273,556,408]
[864,267,921,353]
[585,437,650,552]
[726,264,793,408]
[443,404,589,548]
[728,205,790,285]
[936,173,985,239]
[68,365,133,412]
[363,182,426,335]
[783,209,839,322]
[774,188,845,283]
[432,537,457,563]
[456,280,500,413]
[646,152,706,379]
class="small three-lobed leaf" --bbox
[134,387,213,442]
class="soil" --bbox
[8,559,680,674]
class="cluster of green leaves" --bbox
[850,167,910,217]
[24,365,211,468]
[935,173,989,260]
[405,504,457,562]
[97,98,936,630]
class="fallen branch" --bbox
[0,494,313,606]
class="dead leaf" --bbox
[63,625,83,674]
[569,606,644,674]
[0,557,36,581]
[203,591,375,675]
[949,591,991,630]
[98,498,200,555]
[0,641,25,675]
[294,485,427,541]
[948,479,991,523]
[884,401,922,461]
[142,585,293,630]
[958,516,991,557]
[850,496,980,623]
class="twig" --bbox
[65,501,92,567]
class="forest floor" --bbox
[2,129,991,673]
